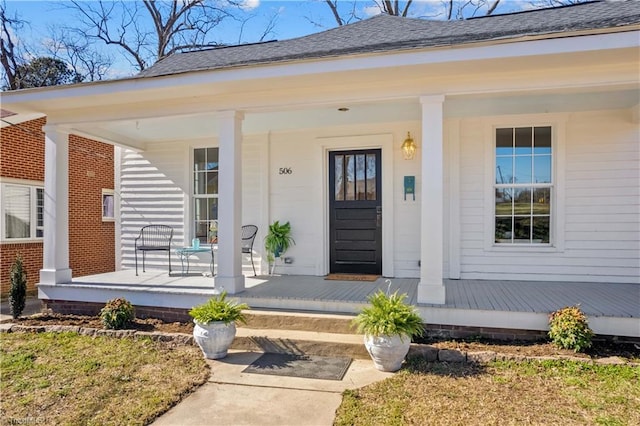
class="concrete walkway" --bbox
[152,350,394,426]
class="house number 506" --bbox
[279,167,292,175]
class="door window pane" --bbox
[334,155,344,201]
[345,155,355,200]
[366,154,376,200]
[356,155,366,200]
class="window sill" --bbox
[1,239,43,245]
[486,244,560,253]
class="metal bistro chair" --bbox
[135,225,173,276]
[242,225,259,276]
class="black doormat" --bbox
[242,353,352,381]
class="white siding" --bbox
[119,143,187,270]
[118,134,302,275]
[458,109,640,283]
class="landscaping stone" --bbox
[44,325,81,334]
[79,327,97,336]
[0,323,13,333]
[596,356,626,365]
[504,354,529,362]
[409,344,438,361]
[135,331,155,339]
[438,349,466,363]
[12,325,45,333]
[467,351,497,363]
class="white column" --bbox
[417,95,446,304]
[39,125,72,284]
[214,111,245,293]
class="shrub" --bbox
[189,291,249,325]
[9,254,27,319]
[548,305,594,352]
[100,298,135,330]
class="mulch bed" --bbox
[3,313,639,361]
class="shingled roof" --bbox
[138,1,640,78]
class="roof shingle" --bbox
[138,1,640,78]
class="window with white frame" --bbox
[1,183,44,240]
[494,126,552,244]
[102,189,115,221]
[193,147,219,244]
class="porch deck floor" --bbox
[69,270,640,319]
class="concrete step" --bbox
[242,309,357,335]
[232,326,369,359]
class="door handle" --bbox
[376,206,382,227]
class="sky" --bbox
[3,0,542,78]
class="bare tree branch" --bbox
[0,1,27,90]
[44,26,112,82]
[325,0,345,26]
[322,0,590,24]
[64,0,244,72]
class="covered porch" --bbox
[38,272,640,338]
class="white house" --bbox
[2,1,638,335]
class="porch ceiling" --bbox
[64,87,639,148]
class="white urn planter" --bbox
[364,334,411,372]
[193,320,237,359]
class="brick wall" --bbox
[0,118,115,295]
[68,134,115,276]
[1,117,46,294]
[0,244,42,296]
[0,117,46,181]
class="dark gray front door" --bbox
[329,149,382,274]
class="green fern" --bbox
[189,291,249,325]
[352,290,425,339]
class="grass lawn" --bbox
[335,356,640,426]
[1,332,208,425]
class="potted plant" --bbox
[352,289,425,372]
[264,220,295,274]
[189,291,249,359]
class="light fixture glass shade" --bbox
[401,132,417,160]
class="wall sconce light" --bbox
[401,132,417,160]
